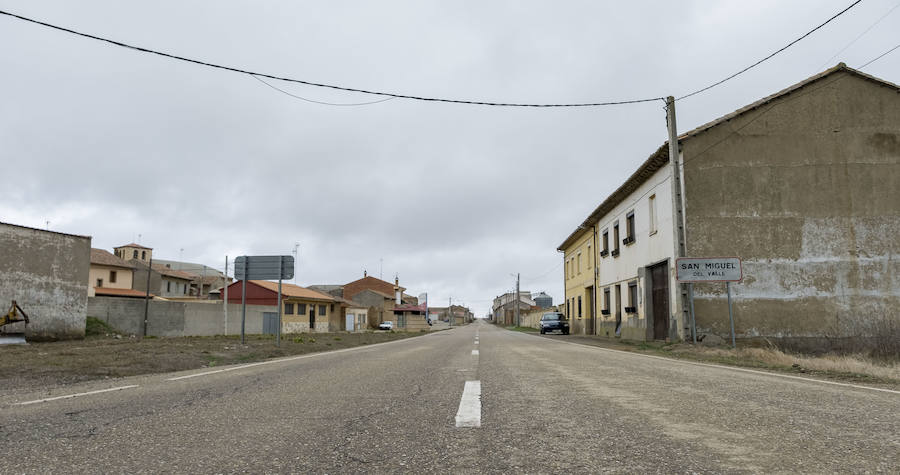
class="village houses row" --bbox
[556,64,899,347]
[0,223,472,340]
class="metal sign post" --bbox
[687,283,697,344]
[224,255,228,336]
[240,256,247,344]
[675,257,743,348]
[234,255,294,346]
[727,282,735,349]
[276,258,283,347]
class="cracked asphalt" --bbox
[1,320,898,473]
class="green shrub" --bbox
[85,316,117,336]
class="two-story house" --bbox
[559,64,900,345]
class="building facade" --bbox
[222,280,339,333]
[558,64,900,345]
[89,248,136,297]
[0,222,90,340]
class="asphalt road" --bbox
[2,321,898,473]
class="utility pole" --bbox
[142,257,153,337]
[515,273,520,327]
[448,297,452,327]
[666,96,690,341]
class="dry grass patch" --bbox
[665,344,900,385]
[0,331,423,392]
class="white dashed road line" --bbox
[15,385,140,406]
[471,350,479,356]
[455,380,482,428]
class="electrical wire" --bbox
[249,75,395,106]
[0,8,663,108]
[818,0,900,70]
[677,0,864,101]
[858,42,900,68]
[521,261,563,282]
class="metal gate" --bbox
[346,313,355,332]
[262,312,279,335]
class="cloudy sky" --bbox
[2,0,898,315]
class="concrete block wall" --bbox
[0,222,90,340]
[87,296,273,337]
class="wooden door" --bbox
[650,262,670,340]
[615,284,622,335]
[586,286,595,335]
[309,306,316,330]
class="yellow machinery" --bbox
[1,300,29,329]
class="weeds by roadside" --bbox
[0,331,424,392]
[538,333,900,388]
[505,326,538,333]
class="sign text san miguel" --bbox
[676,257,742,283]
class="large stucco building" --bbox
[1,222,91,340]
[559,64,900,345]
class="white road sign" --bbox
[676,257,742,282]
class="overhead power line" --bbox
[0,9,662,108]
[818,0,900,70]
[677,0,864,100]
[0,1,865,107]
[858,42,900,68]
[249,75,395,106]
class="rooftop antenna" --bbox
[45,220,50,230]
[292,242,299,283]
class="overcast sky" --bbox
[2,0,898,315]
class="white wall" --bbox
[595,167,678,337]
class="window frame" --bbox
[318,305,326,316]
[625,281,638,313]
[612,222,620,257]
[109,271,117,283]
[600,230,609,257]
[577,295,582,318]
[284,302,294,315]
[648,194,657,235]
[624,211,636,245]
[602,287,611,315]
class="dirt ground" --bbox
[0,331,424,392]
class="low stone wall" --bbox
[87,296,275,337]
[283,321,329,333]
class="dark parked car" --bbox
[539,313,569,334]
